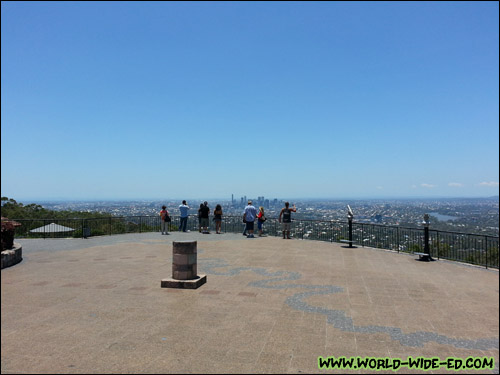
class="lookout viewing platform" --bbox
[1,232,499,374]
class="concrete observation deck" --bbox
[1,232,499,374]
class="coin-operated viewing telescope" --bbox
[342,205,355,248]
[347,205,354,220]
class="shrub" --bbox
[1,217,21,251]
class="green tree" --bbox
[408,244,422,253]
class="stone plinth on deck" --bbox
[161,240,207,289]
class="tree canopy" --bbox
[1,197,111,220]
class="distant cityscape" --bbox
[35,196,499,237]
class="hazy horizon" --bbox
[6,195,499,204]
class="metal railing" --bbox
[11,215,499,269]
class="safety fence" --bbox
[11,215,499,269]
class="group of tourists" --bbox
[159,200,297,239]
[196,202,223,234]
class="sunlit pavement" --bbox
[2,232,498,374]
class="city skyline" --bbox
[2,2,499,201]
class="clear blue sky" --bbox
[2,1,499,201]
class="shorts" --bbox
[257,221,263,230]
[282,222,291,231]
[245,221,254,231]
[201,218,209,227]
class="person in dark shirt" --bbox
[279,202,296,239]
[214,204,223,234]
[200,201,210,234]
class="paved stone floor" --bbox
[1,232,499,374]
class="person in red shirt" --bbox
[257,206,266,237]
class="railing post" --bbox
[361,223,364,247]
[422,214,433,261]
[424,219,430,255]
[140,216,142,233]
[348,218,353,248]
[437,231,440,260]
[109,217,112,236]
[485,235,488,269]
[347,205,354,248]
[397,226,400,253]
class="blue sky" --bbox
[1,1,499,201]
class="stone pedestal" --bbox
[161,241,206,289]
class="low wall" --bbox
[1,242,23,269]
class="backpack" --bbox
[162,210,171,222]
